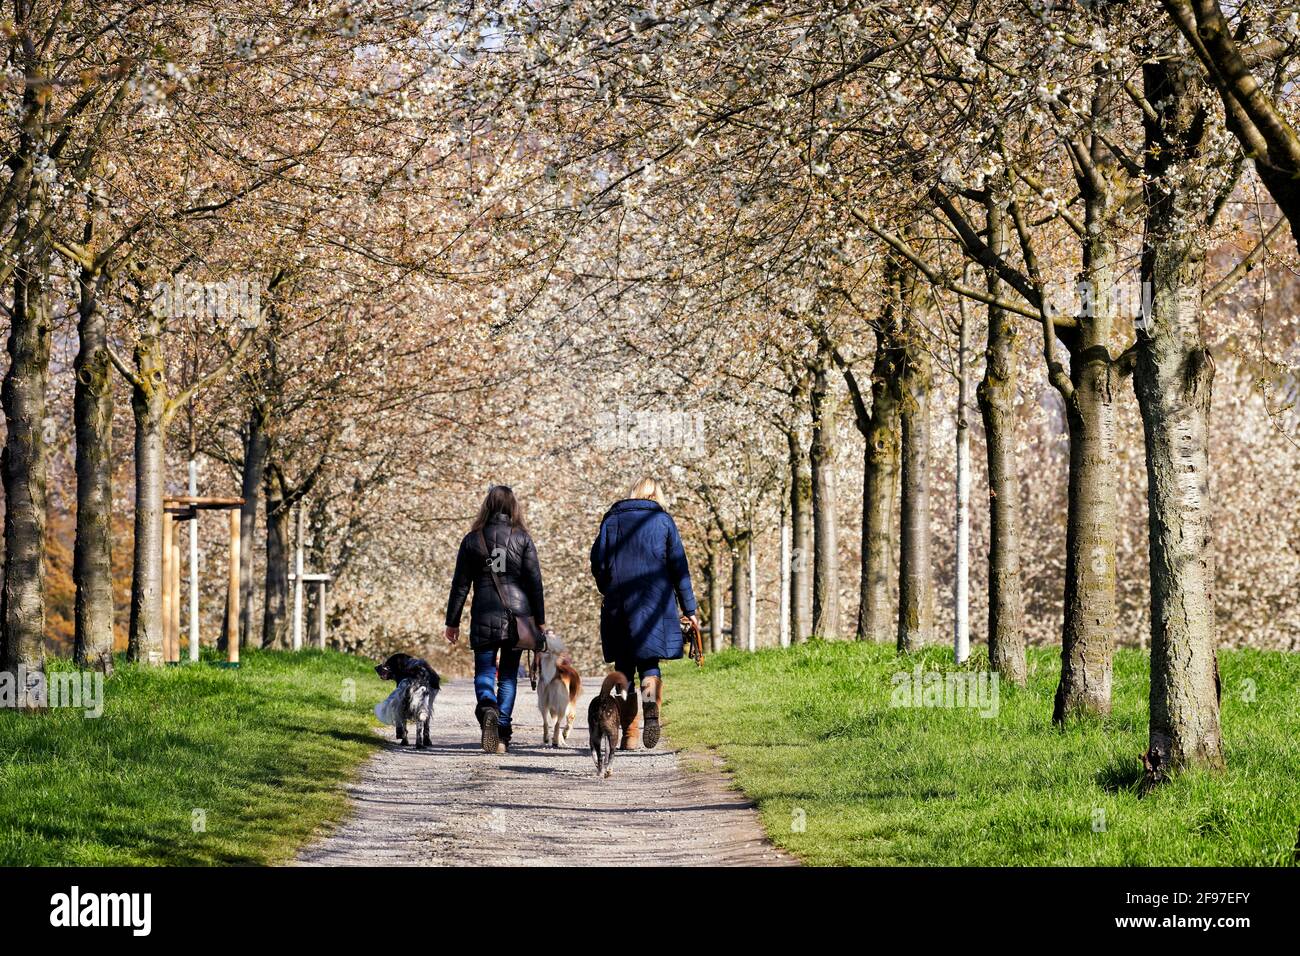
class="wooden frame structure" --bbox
[289,571,333,649]
[162,495,245,665]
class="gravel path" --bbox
[295,677,795,866]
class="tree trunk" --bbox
[236,402,269,649]
[778,497,791,648]
[729,534,751,650]
[708,544,724,653]
[858,331,901,642]
[304,492,329,642]
[1136,54,1224,781]
[897,285,934,652]
[977,203,1026,684]
[127,333,168,665]
[748,538,758,650]
[1053,353,1120,721]
[1052,191,1120,722]
[787,427,813,643]
[73,263,116,673]
[1,233,51,701]
[809,345,840,638]
[262,468,291,649]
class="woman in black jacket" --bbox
[445,486,547,754]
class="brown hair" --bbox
[470,485,528,534]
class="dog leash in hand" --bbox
[682,616,705,667]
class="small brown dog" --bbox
[588,671,629,777]
[536,634,581,747]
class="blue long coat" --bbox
[590,499,698,663]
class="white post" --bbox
[188,460,200,662]
[954,300,971,665]
[748,540,758,652]
[317,580,327,649]
[778,503,791,648]
[292,506,304,651]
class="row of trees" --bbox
[439,0,1300,787]
[1,3,506,676]
[3,3,1298,795]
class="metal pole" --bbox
[188,461,200,662]
[292,506,304,651]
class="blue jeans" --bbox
[614,656,660,685]
[474,645,524,729]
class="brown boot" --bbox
[641,677,663,749]
[619,687,640,749]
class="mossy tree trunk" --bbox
[707,542,725,653]
[126,323,168,665]
[262,464,291,649]
[237,400,269,648]
[809,341,840,639]
[1136,51,1224,781]
[786,425,813,644]
[1054,347,1119,721]
[1051,193,1121,723]
[897,274,934,653]
[1,195,51,701]
[73,247,116,673]
[729,531,752,650]
[977,202,1026,685]
[1045,84,1124,724]
[833,278,902,644]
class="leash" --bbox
[682,616,705,667]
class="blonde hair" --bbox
[627,477,663,502]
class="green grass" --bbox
[664,642,1300,866]
[0,648,388,865]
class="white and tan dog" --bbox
[536,635,582,747]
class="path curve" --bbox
[296,677,795,866]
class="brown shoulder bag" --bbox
[479,528,544,652]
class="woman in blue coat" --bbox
[590,477,699,749]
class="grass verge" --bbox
[0,648,387,865]
[664,642,1299,866]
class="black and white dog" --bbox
[375,653,440,748]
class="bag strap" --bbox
[478,527,513,613]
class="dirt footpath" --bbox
[296,676,794,866]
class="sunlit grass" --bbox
[0,648,387,865]
[665,642,1299,866]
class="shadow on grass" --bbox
[1095,756,1144,794]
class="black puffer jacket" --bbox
[445,513,546,650]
